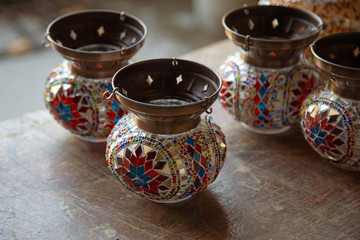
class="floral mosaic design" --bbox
[106,114,227,202]
[218,51,321,133]
[116,144,171,196]
[44,62,126,141]
[300,88,360,170]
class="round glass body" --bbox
[44,62,126,142]
[106,114,227,202]
[301,87,360,170]
[219,51,321,134]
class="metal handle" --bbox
[120,47,127,55]
[103,87,119,100]
[203,97,213,114]
[172,57,178,66]
[41,33,50,48]
[241,35,251,51]
[205,107,213,114]
[120,11,126,21]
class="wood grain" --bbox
[1,39,360,239]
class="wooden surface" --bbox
[2,39,360,239]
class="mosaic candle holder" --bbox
[105,58,227,202]
[218,5,323,134]
[300,32,360,170]
[43,10,147,142]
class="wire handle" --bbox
[103,87,119,100]
[41,33,50,48]
[242,35,251,51]
[172,57,178,66]
[203,97,213,114]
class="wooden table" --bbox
[2,40,360,240]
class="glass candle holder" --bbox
[105,58,227,203]
[300,32,360,170]
[218,5,323,134]
[43,10,147,142]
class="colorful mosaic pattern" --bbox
[218,51,321,133]
[44,62,126,141]
[106,114,227,202]
[300,87,360,170]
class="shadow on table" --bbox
[158,190,229,240]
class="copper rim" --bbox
[311,32,360,100]
[223,5,323,68]
[111,58,222,134]
[44,9,147,78]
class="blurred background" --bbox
[0,0,257,122]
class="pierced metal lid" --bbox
[311,32,360,100]
[223,5,323,68]
[109,58,221,134]
[43,9,147,78]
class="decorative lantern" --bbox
[105,58,227,202]
[218,5,323,134]
[300,32,360,170]
[43,10,147,142]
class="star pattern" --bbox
[218,53,321,130]
[107,114,227,202]
[116,145,169,196]
[44,63,127,140]
[309,122,328,147]
[301,95,356,165]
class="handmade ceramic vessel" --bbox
[43,10,146,142]
[301,32,360,170]
[105,58,227,202]
[218,5,323,134]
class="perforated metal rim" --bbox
[222,5,323,49]
[45,9,147,61]
[111,58,222,134]
[311,32,360,80]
